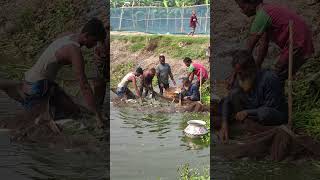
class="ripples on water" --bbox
[110,104,210,179]
[0,131,108,180]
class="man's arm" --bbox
[131,77,140,97]
[247,9,271,61]
[255,32,270,68]
[188,72,195,82]
[168,66,176,85]
[247,34,262,53]
[68,46,104,127]
[156,66,161,86]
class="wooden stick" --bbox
[200,69,202,102]
[288,20,294,129]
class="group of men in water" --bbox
[115,54,209,103]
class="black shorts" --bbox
[158,82,169,89]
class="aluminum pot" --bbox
[184,120,208,138]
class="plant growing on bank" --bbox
[178,163,210,180]
[292,56,320,138]
[111,35,209,60]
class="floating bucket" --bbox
[184,120,208,138]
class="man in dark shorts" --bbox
[217,50,288,142]
[0,18,107,129]
[139,68,156,98]
[235,0,314,88]
[156,54,176,95]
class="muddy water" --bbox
[0,92,108,179]
[110,101,209,179]
[212,157,320,180]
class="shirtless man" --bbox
[116,67,143,99]
[0,18,107,128]
[139,68,156,98]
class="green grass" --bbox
[129,43,145,52]
[111,34,209,60]
[292,56,320,138]
[178,164,210,180]
[200,81,210,106]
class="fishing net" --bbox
[111,87,209,113]
[0,83,102,149]
[213,117,320,161]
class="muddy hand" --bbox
[235,111,248,122]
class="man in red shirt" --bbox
[188,11,199,36]
[235,0,314,88]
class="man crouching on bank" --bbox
[218,50,288,143]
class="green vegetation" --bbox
[200,81,210,106]
[111,62,135,87]
[292,56,320,138]
[111,35,209,60]
[110,0,210,8]
[178,163,210,180]
[0,0,90,80]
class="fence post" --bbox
[146,7,150,33]
[204,5,209,34]
[119,7,124,30]
[180,7,184,33]
[132,8,135,30]
[167,8,169,33]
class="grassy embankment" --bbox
[0,0,97,96]
[292,55,320,138]
[110,34,210,105]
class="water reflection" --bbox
[111,104,210,179]
[0,132,108,179]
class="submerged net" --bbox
[213,118,320,161]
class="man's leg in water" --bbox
[159,83,164,95]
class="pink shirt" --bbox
[188,63,208,81]
[261,4,314,59]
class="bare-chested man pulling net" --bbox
[0,18,107,135]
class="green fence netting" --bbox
[110,4,210,34]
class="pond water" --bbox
[110,101,210,179]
